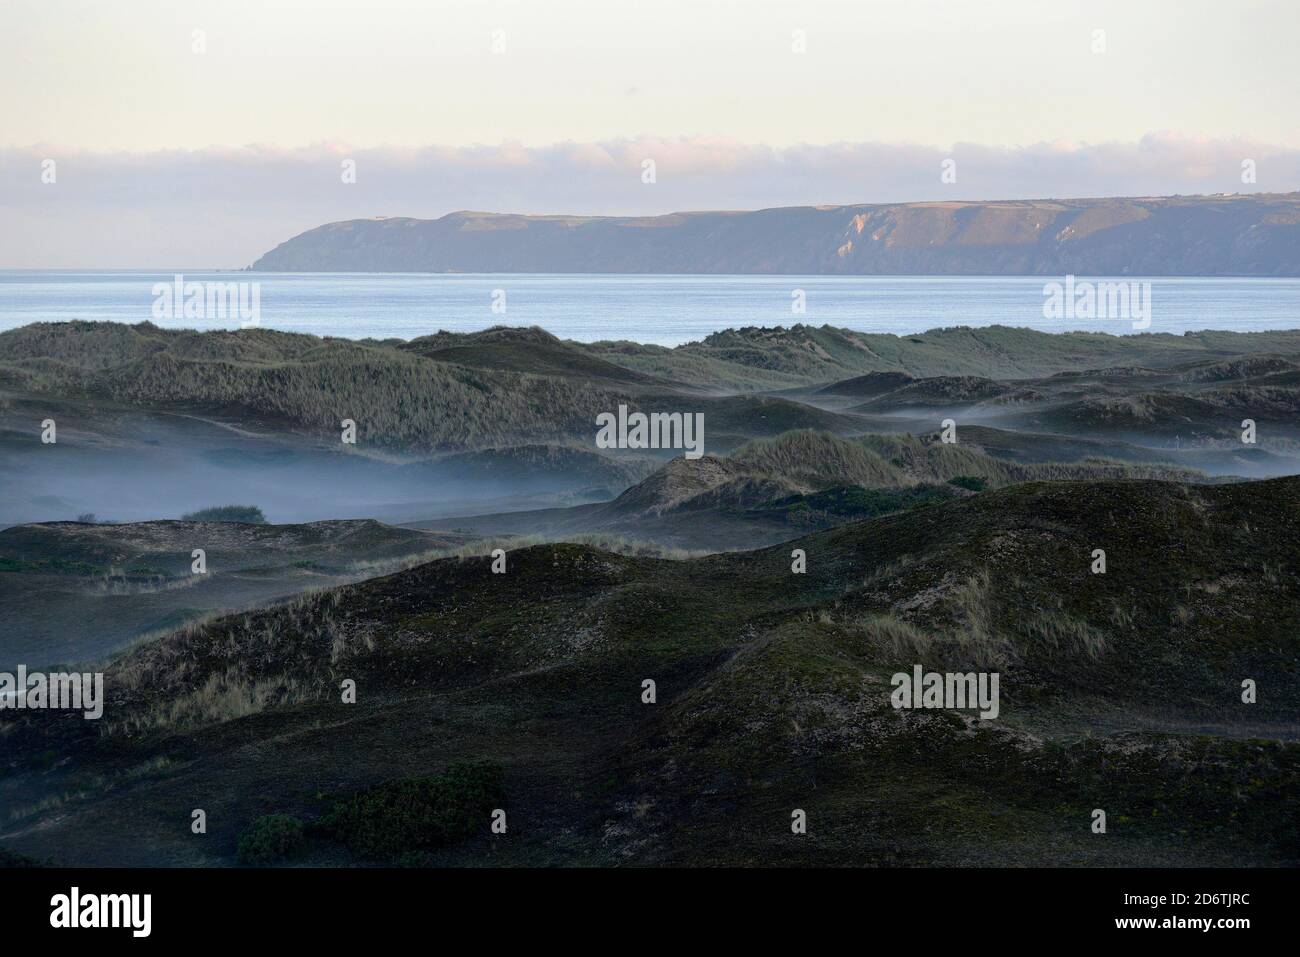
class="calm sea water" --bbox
[1,272,1298,346]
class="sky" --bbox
[1,0,1297,266]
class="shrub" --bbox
[182,505,267,523]
[318,761,505,861]
[947,475,988,492]
[236,813,306,866]
[0,847,44,868]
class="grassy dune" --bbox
[2,476,1296,866]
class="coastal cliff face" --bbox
[250,193,1300,275]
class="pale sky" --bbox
[5,0,1298,151]
[1,0,1297,266]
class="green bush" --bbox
[318,761,505,861]
[182,505,267,523]
[947,475,988,492]
[236,813,306,866]
[0,847,44,868]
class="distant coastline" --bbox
[250,193,1300,276]
[2,272,1299,346]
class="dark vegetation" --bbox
[0,848,44,868]
[181,505,267,524]
[316,762,505,862]
[236,813,306,866]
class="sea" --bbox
[1,272,1298,346]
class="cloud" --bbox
[2,135,1297,267]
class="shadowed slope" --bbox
[3,476,1296,866]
